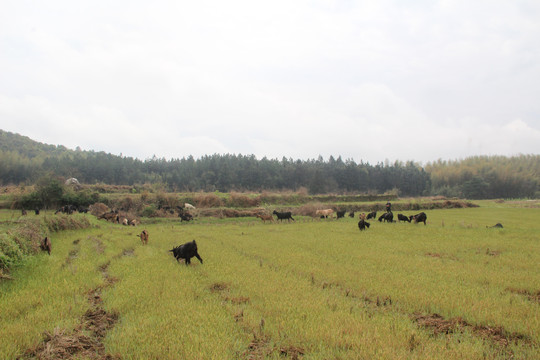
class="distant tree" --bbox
[462,176,490,199]
[35,176,64,209]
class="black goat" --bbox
[348,211,355,218]
[40,237,51,255]
[169,240,203,265]
[336,210,346,219]
[179,212,193,222]
[358,219,370,231]
[366,211,377,220]
[55,205,77,215]
[378,212,393,223]
[410,212,427,225]
[273,210,294,222]
[397,214,411,222]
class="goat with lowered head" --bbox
[169,240,203,265]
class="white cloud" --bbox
[1,0,539,164]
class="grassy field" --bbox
[1,202,539,359]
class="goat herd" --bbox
[28,203,427,267]
[267,208,427,231]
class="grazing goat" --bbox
[256,214,274,223]
[55,205,77,215]
[179,213,193,222]
[40,237,51,255]
[378,212,394,223]
[358,219,370,231]
[336,210,346,219]
[273,210,294,222]
[169,240,203,265]
[184,203,196,210]
[366,211,377,220]
[137,230,149,245]
[397,214,411,223]
[98,211,119,222]
[349,211,355,218]
[410,212,427,225]
[315,209,334,219]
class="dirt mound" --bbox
[413,313,530,347]
[20,327,104,360]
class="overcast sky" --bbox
[1,0,539,165]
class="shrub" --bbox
[89,203,110,216]
[0,234,24,270]
[141,205,158,218]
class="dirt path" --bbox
[18,239,126,360]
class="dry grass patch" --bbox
[413,313,531,347]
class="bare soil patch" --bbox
[20,256,120,359]
[210,282,229,292]
[19,287,120,360]
[507,287,540,304]
[413,313,530,347]
[225,296,250,305]
[279,345,305,360]
[425,252,459,261]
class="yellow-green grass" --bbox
[1,205,539,359]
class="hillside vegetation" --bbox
[1,130,538,198]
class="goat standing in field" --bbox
[315,209,334,219]
[397,214,411,222]
[256,213,274,223]
[273,210,295,222]
[378,212,394,223]
[169,240,203,265]
[366,211,377,220]
[137,230,149,245]
[40,237,51,255]
[358,219,370,231]
[410,212,427,225]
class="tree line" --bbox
[1,130,538,198]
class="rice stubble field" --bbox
[1,203,539,359]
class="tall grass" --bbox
[1,205,539,359]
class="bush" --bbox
[141,205,158,218]
[89,203,110,216]
[0,234,24,270]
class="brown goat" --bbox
[137,230,149,245]
[315,209,334,219]
[40,237,51,255]
[256,214,274,223]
